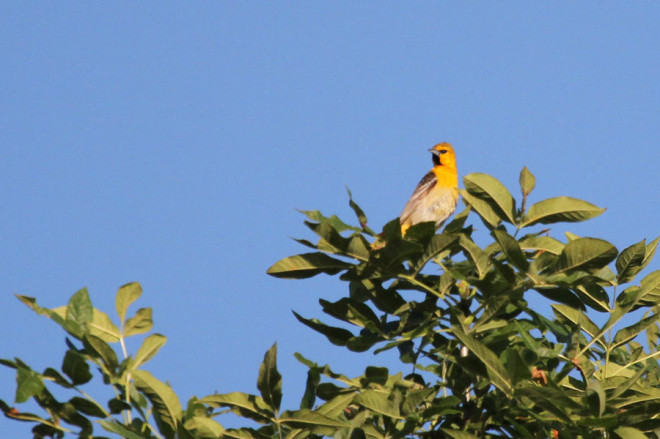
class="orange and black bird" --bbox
[399,142,459,236]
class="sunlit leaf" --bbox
[124,307,153,337]
[115,282,142,324]
[133,334,167,369]
[521,196,605,227]
[463,173,516,224]
[132,370,182,436]
[519,166,536,198]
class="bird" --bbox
[399,142,459,236]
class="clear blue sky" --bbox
[1,3,659,436]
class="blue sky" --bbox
[1,3,659,436]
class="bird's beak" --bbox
[429,148,440,156]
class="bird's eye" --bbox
[438,149,448,154]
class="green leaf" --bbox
[16,295,66,328]
[298,209,360,233]
[132,369,182,436]
[501,349,532,384]
[267,252,352,279]
[460,190,503,228]
[515,387,577,423]
[586,380,606,417]
[98,420,145,439]
[115,282,142,324]
[613,426,649,439]
[124,307,153,337]
[15,366,45,403]
[300,367,320,410]
[293,311,354,347]
[463,173,516,224]
[42,367,73,388]
[551,304,600,339]
[279,409,348,435]
[62,349,93,385]
[519,235,564,255]
[554,238,617,273]
[69,396,106,418]
[347,187,374,235]
[184,416,225,437]
[198,392,273,423]
[616,240,647,284]
[612,313,660,348]
[521,196,605,227]
[459,235,491,279]
[640,236,660,273]
[452,331,513,397]
[133,334,167,369]
[492,228,528,270]
[66,287,93,336]
[354,389,402,419]
[89,309,121,343]
[533,287,583,310]
[519,166,536,198]
[257,343,282,413]
[443,430,481,439]
[83,334,119,372]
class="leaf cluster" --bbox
[3,169,660,439]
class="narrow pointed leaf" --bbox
[522,196,605,227]
[639,236,660,273]
[613,313,660,348]
[134,334,167,369]
[616,240,647,284]
[257,343,282,412]
[453,331,512,397]
[132,370,182,435]
[267,253,352,279]
[552,304,600,339]
[99,420,144,439]
[198,392,273,423]
[279,409,347,431]
[459,235,491,278]
[519,166,536,197]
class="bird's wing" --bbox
[400,171,437,224]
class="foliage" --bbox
[3,168,660,438]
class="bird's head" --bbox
[429,142,456,168]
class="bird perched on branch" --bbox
[399,142,459,236]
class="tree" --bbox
[2,168,660,438]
